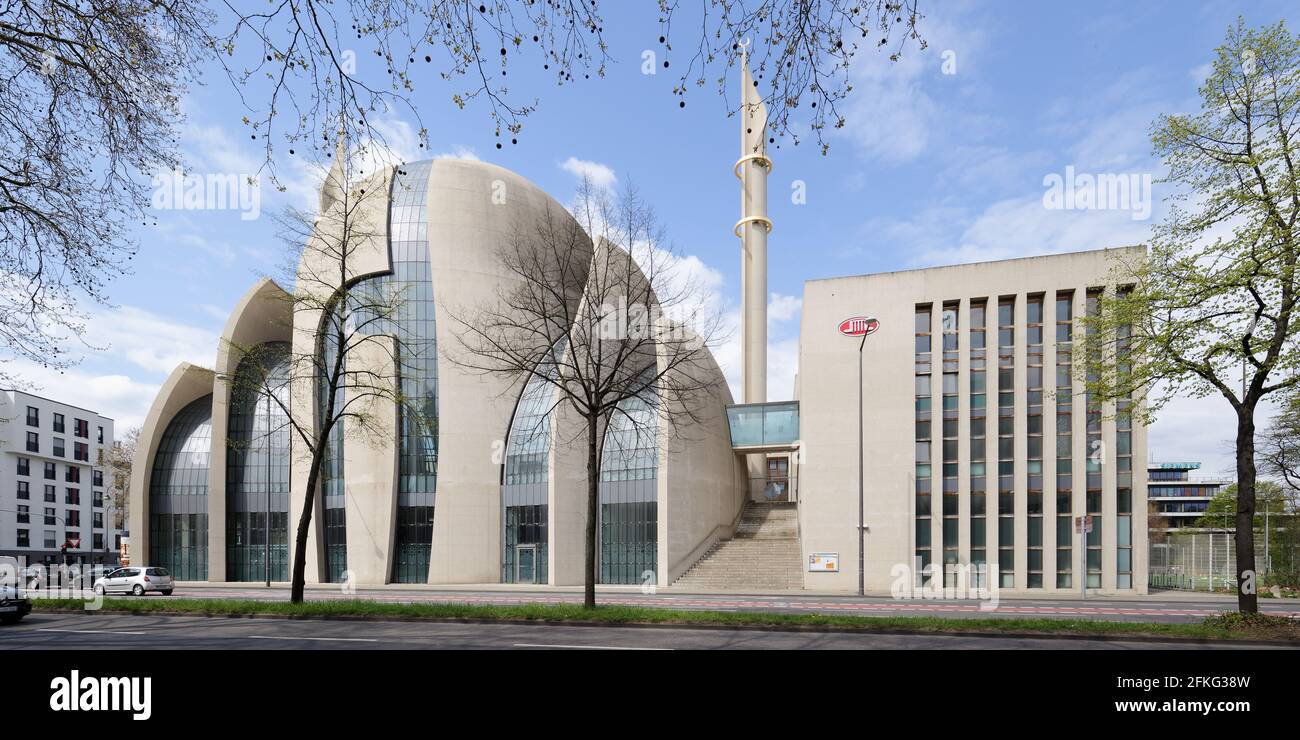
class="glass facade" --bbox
[1026,295,1044,588]
[501,341,565,583]
[941,302,959,586]
[969,300,987,587]
[1085,289,1103,588]
[997,297,1015,588]
[1116,289,1134,589]
[725,402,799,447]
[319,303,348,584]
[907,283,1136,592]
[388,161,438,584]
[914,305,932,583]
[315,161,439,584]
[225,342,291,582]
[599,376,659,585]
[1055,291,1074,588]
[148,395,212,581]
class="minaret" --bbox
[734,42,772,405]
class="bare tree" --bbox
[1,2,922,386]
[663,0,925,154]
[105,426,139,531]
[1259,393,1300,504]
[214,1,926,182]
[224,138,426,603]
[447,178,727,609]
[0,1,211,385]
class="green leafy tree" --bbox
[1083,20,1300,613]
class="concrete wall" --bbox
[797,247,1149,595]
[660,337,748,586]
[425,160,592,584]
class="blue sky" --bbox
[27,0,1295,477]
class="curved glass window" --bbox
[149,395,212,581]
[388,160,437,583]
[598,374,659,584]
[226,342,291,582]
[501,340,565,583]
[314,161,440,584]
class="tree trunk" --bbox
[1235,407,1259,614]
[290,450,326,604]
[585,413,598,609]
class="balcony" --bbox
[726,401,799,453]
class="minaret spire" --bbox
[734,40,772,404]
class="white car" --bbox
[94,567,174,596]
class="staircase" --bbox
[672,501,802,592]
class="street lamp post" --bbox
[858,330,867,598]
[264,389,272,589]
[838,315,878,598]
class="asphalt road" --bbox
[1,611,1290,650]
[125,584,1300,624]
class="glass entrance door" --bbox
[516,545,538,584]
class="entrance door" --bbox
[764,456,790,501]
[516,545,538,584]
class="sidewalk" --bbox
[168,580,1300,603]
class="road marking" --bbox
[39,628,147,635]
[513,643,669,651]
[247,635,377,643]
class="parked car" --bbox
[93,567,174,596]
[0,556,32,625]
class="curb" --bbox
[29,605,1300,647]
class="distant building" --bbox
[0,390,118,567]
[1146,462,1229,532]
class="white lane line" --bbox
[247,635,377,643]
[513,643,670,651]
[39,628,147,635]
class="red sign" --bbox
[838,316,880,337]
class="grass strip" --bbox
[29,597,1299,641]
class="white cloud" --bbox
[5,362,161,432]
[838,11,987,165]
[560,156,617,190]
[712,292,802,403]
[6,303,221,433]
[85,305,219,375]
[1148,390,1252,480]
[768,293,802,324]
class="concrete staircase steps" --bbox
[671,502,802,591]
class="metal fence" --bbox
[1149,531,1296,591]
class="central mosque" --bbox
[131,49,1148,595]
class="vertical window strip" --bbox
[969,299,987,587]
[997,297,1015,588]
[914,305,933,584]
[1026,295,1044,588]
[941,302,959,586]
[1055,291,1074,588]
[1085,289,1104,588]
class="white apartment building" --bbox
[0,390,118,567]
